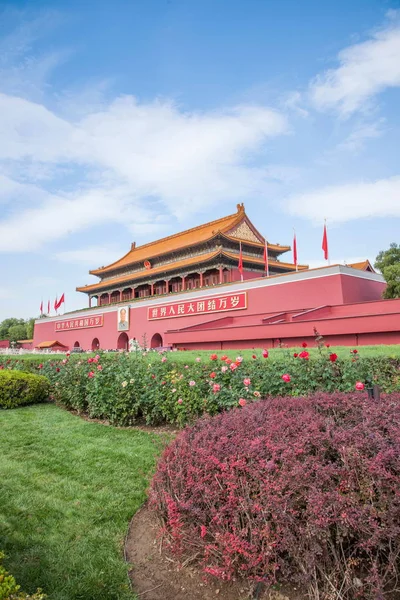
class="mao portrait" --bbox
[117,307,130,331]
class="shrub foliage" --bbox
[150,393,400,599]
[0,349,399,425]
[0,371,50,409]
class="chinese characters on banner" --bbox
[148,292,247,321]
[55,315,104,331]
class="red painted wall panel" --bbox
[33,269,394,351]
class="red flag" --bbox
[54,296,58,311]
[55,293,65,310]
[263,240,269,276]
[40,300,43,314]
[293,232,298,269]
[322,222,329,260]
[47,300,50,314]
[238,242,244,281]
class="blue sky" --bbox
[0,0,399,320]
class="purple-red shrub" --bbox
[150,393,400,599]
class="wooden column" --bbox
[219,267,223,284]
[108,293,111,305]
[151,283,154,296]
[181,276,186,291]
[119,290,123,302]
[199,272,204,288]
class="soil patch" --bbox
[125,504,303,600]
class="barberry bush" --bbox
[150,393,400,599]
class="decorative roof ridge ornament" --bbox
[237,203,245,212]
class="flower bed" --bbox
[1,346,399,425]
[150,392,400,599]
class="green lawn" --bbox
[0,404,166,600]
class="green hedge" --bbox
[0,371,50,409]
[0,552,46,599]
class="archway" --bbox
[117,332,129,351]
[74,341,80,348]
[91,338,100,351]
[151,333,163,349]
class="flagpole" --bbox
[325,218,331,266]
[293,228,298,272]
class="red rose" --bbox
[302,342,308,348]
[88,371,95,378]
[221,355,228,361]
[293,353,298,358]
[262,350,269,358]
[225,358,232,365]
[38,364,43,369]
[299,351,309,359]
[351,349,358,354]
[238,398,246,407]
[326,344,331,348]
[355,381,364,390]
[252,354,257,359]
[210,354,218,360]
[329,353,338,362]
[56,368,60,372]
[282,374,291,382]
[210,372,216,379]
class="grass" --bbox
[0,404,167,600]
[3,343,400,364]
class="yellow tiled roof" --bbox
[90,204,289,275]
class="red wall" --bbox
[33,268,392,351]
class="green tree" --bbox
[8,324,28,342]
[374,243,400,299]
[26,318,35,339]
[0,318,24,340]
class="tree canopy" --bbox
[0,318,35,342]
[374,243,400,299]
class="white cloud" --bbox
[283,91,309,118]
[310,16,400,116]
[285,176,400,223]
[0,91,288,252]
[337,119,385,152]
[55,245,128,266]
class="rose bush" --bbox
[150,392,400,599]
[0,348,399,425]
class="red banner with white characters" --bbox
[148,292,247,320]
[55,315,104,331]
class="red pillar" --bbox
[219,267,223,284]
[200,272,204,287]
[151,283,154,296]
[108,293,111,305]
[181,276,186,291]
[120,290,122,302]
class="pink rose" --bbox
[282,374,291,382]
[355,381,364,390]
[213,383,221,393]
[243,378,251,386]
[236,356,243,363]
[189,380,196,386]
[221,366,228,373]
[88,371,95,378]
[196,357,201,362]
[38,364,43,369]
[230,363,238,371]
[161,357,167,362]
[185,365,189,369]
[238,398,246,407]
[177,398,183,404]
[97,365,102,371]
